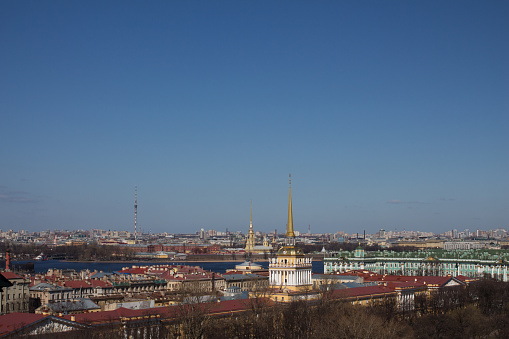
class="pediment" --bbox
[6,316,89,338]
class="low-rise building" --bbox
[29,283,73,311]
[0,272,29,314]
[35,298,101,315]
[223,273,268,291]
[312,274,364,290]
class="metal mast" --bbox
[134,186,137,244]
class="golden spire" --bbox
[249,200,253,230]
[286,174,295,238]
[246,200,255,253]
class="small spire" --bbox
[249,200,253,229]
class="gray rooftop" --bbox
[30,283,71,291]
[44,298,100,313]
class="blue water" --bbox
[13,260,324,274]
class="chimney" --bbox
[5,250,10,271]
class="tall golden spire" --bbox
[286,174,295,238]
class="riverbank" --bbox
[63,253,324,263]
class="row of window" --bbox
[0,301,28,313]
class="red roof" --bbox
[64,299,275,325]
[413,276,455,286]
[338,271,467,288]
[0,313,46,336]
[117,267,149,275]
[455,275,477,283]
[385,281,426,289]
[338,270,384,281]
[90,280,111,288]
[64,307,143,324]
[64,280,92,289]
[331,285,395,299]
[1,272,23,280]
[223,270,243,275]
[157,271,175,280]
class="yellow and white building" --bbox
[269,175,312,292]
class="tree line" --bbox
[0,242,135,261]
[194,278,509,339]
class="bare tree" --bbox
[172,281,214,339]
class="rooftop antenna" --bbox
[134,186,138,244]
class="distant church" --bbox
[244,201,273,255]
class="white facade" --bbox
[269,255,312,288]
[269,175,312,290]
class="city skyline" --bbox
[1,2,508,234]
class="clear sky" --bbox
[1,1,508,235]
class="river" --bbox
[13,260,324,274]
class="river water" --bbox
[13,260,324,274]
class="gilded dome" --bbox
[277,246,305,256]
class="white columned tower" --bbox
[269,175,312,290]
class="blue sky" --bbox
[1,1,507,235]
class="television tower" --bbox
[134,186,137,244]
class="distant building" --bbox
[29,283,73,311]
[311,274,364,290]
[227,261,268,274]
[443,241,491,250]
[245,202,256,253]
[35,298,101,315]
[324,247,509,281]
[244,202,273,255]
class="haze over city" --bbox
[1,1,507,234]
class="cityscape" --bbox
[2,224,509,257]
[1,1,508,338]
[0,178,508,337]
